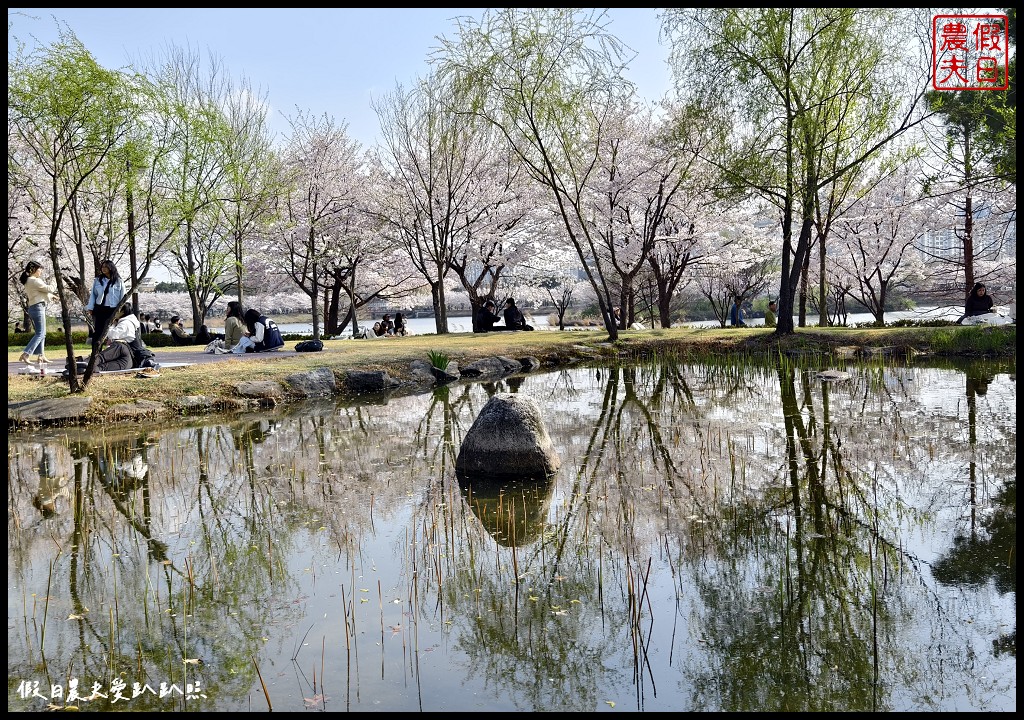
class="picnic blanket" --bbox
[16,362,194,376]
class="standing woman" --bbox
[84,259,125,350]
[19,260,59,364]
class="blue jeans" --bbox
[23,302,46,356]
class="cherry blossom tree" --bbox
[513,244,591,330]
[830,164,932,326]
[692,205,779,327]
[436,8,636,340]
[373,72,515,334]
[274,110,364,340]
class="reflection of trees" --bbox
[679,360,1010,711]
[7,360,1015,711]
[8,424,310,711]
[408,362,723,710]
[932,362,1015,657]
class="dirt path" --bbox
[8,347,301,375]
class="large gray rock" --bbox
[344,370,401,394]
[108,399,167,421]
[9,397,93,426]
[234,380,285,399]
[456,393,560,479]
[284,367,337,397]
[460,357,507,378]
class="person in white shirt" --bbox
[18,260,59,364]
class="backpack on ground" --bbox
[294,339,324,352]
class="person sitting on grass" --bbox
[962,282,994,321]
[228,308,285,353]
[478,300,506,332]
[503,297,533,330]
[393,312,408,336]
[169,315,192,345]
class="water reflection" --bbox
[7,358,1015,711]
[458,475,555,547]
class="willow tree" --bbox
[662,8,934,334]
[151,46,237,330]
[436,8,635,340]
[8,27,139,391]
[218,74,280,308]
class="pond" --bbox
[7,357,1016,712]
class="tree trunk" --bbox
[962,125,975,304]
[818,229,828,327]
[431,280,448,334]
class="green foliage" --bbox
[154,281,190,293]
[140,332,174,347]
[927,325,1016,355]
[427,349,451,371]
[9,330,90,346]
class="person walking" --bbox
[729,297,746,327]
[18,260,59,364]
[84,258,125,350]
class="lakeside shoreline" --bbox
[8,324,1016,430]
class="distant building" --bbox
[134,277,157,293]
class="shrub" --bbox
[9,330,90,346]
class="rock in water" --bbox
[456,393,561,479]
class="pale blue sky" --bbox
[8,8,673,148]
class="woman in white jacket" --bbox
[18,260,59,364]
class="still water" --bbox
[7,358,1016,711]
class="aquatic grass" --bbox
[251,654,273,711]
[427,349,451,371]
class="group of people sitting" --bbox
[162,303,283,354]
[364,312,408,338]
[478,297,533,332]
[210,302,285,354]
[139,313,162,334]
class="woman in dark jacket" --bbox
[964,282,994,317]
[242,308,284,352]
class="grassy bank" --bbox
[8,324,1015,425]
